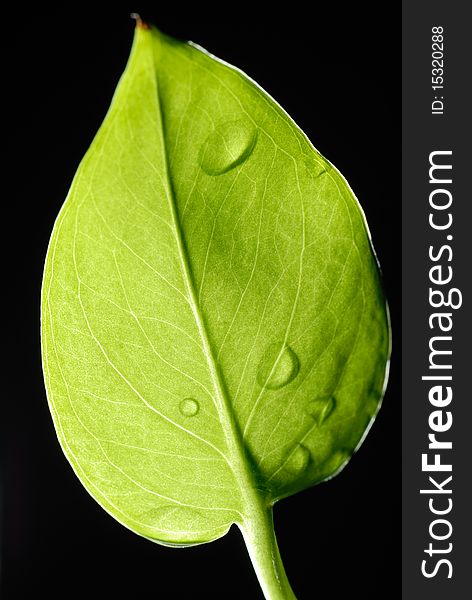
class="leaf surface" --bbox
[41,22,389,597]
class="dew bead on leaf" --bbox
[285,444,311,475]
[200,119,257,176]
[179,398,200,417]
[306,396,336,425]
[41,21,390,600]
[257,343,300,390]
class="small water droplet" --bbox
[200,119,257,175]
[257,343,300,390]
[179,398,200,417]
[286,444,311,474]
[307,396,336,425]
[303,157,330,180]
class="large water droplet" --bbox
[200,119,257,175]
[179,398,200,417]
[257,343,300,390]
[286,444,311,474]
[307,396,336,425]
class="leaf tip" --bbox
[130,12,150,30]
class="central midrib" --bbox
[149,33,263,524]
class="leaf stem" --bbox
[241,504,297,600]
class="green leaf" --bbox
[41,21,390,600]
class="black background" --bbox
[3,5,400,599]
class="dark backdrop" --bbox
[3,5,400,599]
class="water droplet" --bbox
[286,444,311,474]
[307,396,336,425]
[303,157,330,180]
[179,398,200,417]
[257,343,300,390]
[200,119,257,175]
